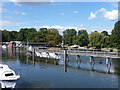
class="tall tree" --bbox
[101,30,108,36]
[78,29,88,37]
[89,32,103,48]
[63,29,77,45]
[46,28,62,46]
[17,28,37,42]
[77,30,89,46]
[35,32,45,42]
[110,20,120,49]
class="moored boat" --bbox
[0,64,20,81]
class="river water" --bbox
[0,48,120,88]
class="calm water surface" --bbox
[0,49,120,88]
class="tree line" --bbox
[1,20,120,49]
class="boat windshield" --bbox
[5,73,14,77]
[0,67,3,69]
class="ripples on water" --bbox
[0,48,120,88]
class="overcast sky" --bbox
[0,1,119,35]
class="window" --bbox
[5,73,14,77]
[0,67,3,68]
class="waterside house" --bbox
[8,41,23,48]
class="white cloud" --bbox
[0,20,20,27]
[99,8,106,13]
[88,25,114,34]
[60,13,64,15]
[104,10,118,21]
[91,8,118,21]
[34,25,86,35]
[73,11,78,14]
[21,12,27,15]
[88,11,97,20]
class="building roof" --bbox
[14,41,21,44]
[9,41,15,44]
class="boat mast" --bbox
[27,38,29,51]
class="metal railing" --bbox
[30,48,120,58]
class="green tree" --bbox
[17,28,37,42]
[2,30,18,42]
[46,28,62,46]
[89,32,103,48]
[101,30,108,36]
[35,32,45,42]
[110,20,120,49]
[39,28,47,34]
[78,29,88,37]
[63,29,77,45]
[77,30,89,46]
[77,34,89,46]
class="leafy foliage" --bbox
[110,21,120,49]
[1,20,120,48]
[63,29,77,45]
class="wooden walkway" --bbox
[30,48,120,59]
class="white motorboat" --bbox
[41,52,49,58]
[49,53,60,59]
[2,45,7,49]
[0,64,20,81]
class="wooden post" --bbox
[32,49,35,66]
[90,56,92,64]
[33,49,35,61]
[64,49,67,62]
[117,51,119,57]
[18,47,20,54]
[67,55,69,62]
[76,55,78,62]
[106,57,109,67]
[64,49,67,72]
[90,56,95,70]
[46,59,48,63]
[76,55,81,68]
[106,57,111,73]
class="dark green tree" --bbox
[35,32,45,42]
[46,28,62,46]
[63,29,77,45]
[77,30,89,46]
[17,28,37,42]
[89,32,103,48]
[101,30,108,36]
[110,20,120,49]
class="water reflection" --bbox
[1,49,120,88]
[0,80,16,88]
[2,49,120,75]
[25,54,120,75]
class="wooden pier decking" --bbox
[27,48,120,72]
[29,48,120,59]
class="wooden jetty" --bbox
[28,47,120,73]
[30,48,120,59]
